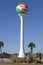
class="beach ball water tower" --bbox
[16,3,28,58]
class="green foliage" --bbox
[27,57,33,63]
[10,55,17,63]
[28,42,35,51]
[36,59,41,63]
[10,55,27,63]
[0,41,4,48]
[16,58,26,63]
[28,42,35,56]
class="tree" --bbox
[0,41,4,61]
[28,42,35,56]
[0,41,4,53]
[28,42,35,63]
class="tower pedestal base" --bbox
[18,52,26,58]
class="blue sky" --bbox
[0,0,43,54]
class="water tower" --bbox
[16,3,28,58]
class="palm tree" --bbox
[0,41,4,53]
[28,42,35,56]
[28,42,35,63]
[0,41,4,61]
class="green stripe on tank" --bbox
[16,8,25,14]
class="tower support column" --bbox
[18,15,25,58]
